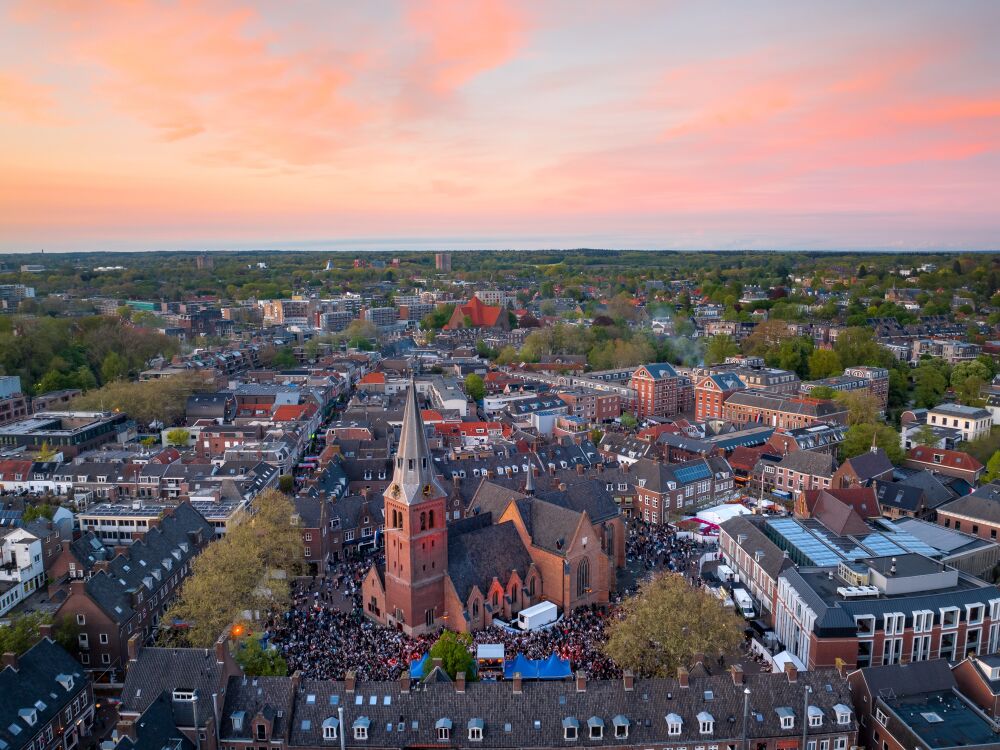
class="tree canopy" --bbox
[603,573,744,677]
[428,631,478,681]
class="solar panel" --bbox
[674,463,711,484]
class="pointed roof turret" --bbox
[386,382,446,506]
[524,465,535,496]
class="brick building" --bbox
[723,392,848,430]
[629,363,679,419]
[694,372,746,420]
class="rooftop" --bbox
[883,690,1000,749]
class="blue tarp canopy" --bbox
[409,653,429,679]
[503,653,538,679]
[538,652,572,680]
[503,652,571,680]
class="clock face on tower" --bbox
[423,484,431,496]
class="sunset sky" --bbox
[1,0,999,252]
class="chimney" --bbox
[576,463,585,475]
[730,665,744,685]
[575,671,586,693]
[598,462,604,473]
[694,653,705,667]
[784,662,798,683]
[38,623,53,640]
[2,652,17,670]
[623,671,635,691]
[291,670,302,694]
[558,482,567,492]
[677,667,689,688]
[512,672,523,694]
[399,672,410,694]
[452,474,460,488]
[345,671,356,693]
[548,464,556,476]
[432,658,444,672]
[214,634,228,664]
[93,560,110,574]
[117,719,138,743]
[127,633,142,662]
[455,671,466,693]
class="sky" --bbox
[1,0,999,253]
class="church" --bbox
[362,384,624,636]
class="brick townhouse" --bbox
[629,456,736,524]
[723,391,849,430]
[629,363,680,419]
[53,502,214,676]
[694,372,746,420]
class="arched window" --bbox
[492,591,499,608]
[420,512,427,531]
[528,576,536,597]
[606,525,614,556]
[428,510,435,528]
[511,584,518,604]
[577,558,590,597]
[472,600,479,618]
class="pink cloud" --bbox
[0,70,59,123]
[406,0,527,94]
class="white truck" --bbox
[731,587,755,619]
[517,601,558,631]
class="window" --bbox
[256,724,266,741]
[173,690,196,702]
[437,726,450,740]
[99,633,109,644]
[808,707,823,728]
[588,717,604,739]
[666,715,682,736]
[354,718,369,740]
[613,716,629,739]
[833,738,847,750]
[698,712,714,734]
[563,718,579,740]
[875,708,888,727]
[576,558,590,597]
[468,719,484,741]
[76,614,86,626]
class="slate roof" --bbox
[219,675,294,742]
[725,391,845,418]
[80,503,213,625]
[777,451,834,477]
[896,470,955,507]
[119,646,227,729]
[719,516,793,580]
[285,670,856,748]
[840,449,894,483]
[447,517,533,601]
[873,480,926,513]
[938,483,1000,524]
[114,692,195,750]
[514,498,584,556]
[0,639,88,750]
[634,363,678,380]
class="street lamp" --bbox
[802,684,813,750]
[742,687,751,750]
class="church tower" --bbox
[382,382,448,635]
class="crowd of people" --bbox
[265,519,719,681]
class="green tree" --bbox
[841,423,904,463]
[603,573,744,677]
[834,390,881,426]
[951,360,990,406]
[464,373,485,402]
[70,371,214,427]
[235,635,288,676]
[984,450,1000,483]
[912,423,938,447]
[37,441,57,461]
[271,348,297,368]
[913,362,948,408]
[278,474,294,493]
[162,489,303,647]
[808,386,836,400]
[22,503,56,523]
[100,351,129,382]
[704,334,739,365]
[808,349,843,380]
[620,413,638,429]
[0,612,52,655]
[833,327,885,367]
[166,428,190,447]
[428,631,478,681]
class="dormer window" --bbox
[353,717,370,740]
[172,690,195,702]
[777,707,794,729]
[468,718,484,741]
[587,716,604,739]
[612,715,629,739]
[56,674,74,692]
[322,717,339,740]
[834,704,852,725]
[666,714,682,736]
[562,717,579,740]
[256,723,267,741]
[436,718,452,740]
[698,711,714,734]
[231,711,245,734]
[808,706,823,727]
[19,708,37,726]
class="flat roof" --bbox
[884,690,999,749]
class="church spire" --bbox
[388,381,446,506]
[525,465,535,495]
